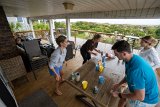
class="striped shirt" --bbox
[49,47,67,69]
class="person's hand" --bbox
[98,50,101,53]
[65,61,67,67]
[106,53,109,57]
[110,91,119,98]
[56,74,61,81]
[111,83,120,91]
[93,53,98,56]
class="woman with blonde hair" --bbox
[139,36,160,70]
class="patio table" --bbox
[65,57,125,107]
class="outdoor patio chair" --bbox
[0,56,28,88]
[0,67,57,107]
[65,43,74,61]
[67,40,81,58]
[23,39,48,79]
[0,71,18,107]
[65,41,75,61]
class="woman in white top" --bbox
[48,35,68,95]
[139,36,160,70]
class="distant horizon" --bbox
[55,19,160,26]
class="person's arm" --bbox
[88,50,97,56]
[16,45,25,53]
[150,49,160,70]
[64,49,67,66]
[49,50,61,80]
[93,42,100,53]
[112,69,145,101]
[112,77,127,91]
[121,89,145,101]
[119,77,127,85]
[112,89,145,101]
[94,48,101,53]
[84,40,97,55]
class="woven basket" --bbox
[0,56,27,81]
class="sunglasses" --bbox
[142,39,151,45]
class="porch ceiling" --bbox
[0,0,160,19]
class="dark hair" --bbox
[112,40,131,53]
[141,36,157,46]
[93,34,101,40]
[56,35,67,46]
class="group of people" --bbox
[111,39,160,107]
[48,34,160,107]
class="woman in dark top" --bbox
[80,34,101,64]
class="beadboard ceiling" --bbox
[0,0,160,19]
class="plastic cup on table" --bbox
[99,65,104,73]
[82,80,88,90]
[96,64,99,71]
[103,62,106,68]
[102,56,106,63]
[99,76,105,84]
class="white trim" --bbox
[49,19,57,47]
[66,18,71,40]
[29,19,36,38]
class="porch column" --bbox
[29,19,36,38]
[66,18,71,40]
[49,19,57,47]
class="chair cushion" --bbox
[23,40,41,59]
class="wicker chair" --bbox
[0,56,27,88]
[65,41,75,61]
[23,40,48,79]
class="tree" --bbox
[155,28,160,39]
[55,22,65,29]
[33,22,49,30]
[55,21,158,39]
[9,22,22,32]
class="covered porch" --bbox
[0,0,160,107]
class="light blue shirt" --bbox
[49,47,67,69]
[125,54,159,104]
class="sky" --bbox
[55,19,160,26]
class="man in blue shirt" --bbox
[110,40,159,107]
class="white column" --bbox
[29,19,36,38]
[38,20,41,24]
[66,18,71,40]
[49,19,57,47]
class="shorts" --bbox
[127,100,157,107]
[48,66,63,76]
[122,86,158,107]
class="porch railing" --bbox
[13,29,125,44]
[14,29,160,49]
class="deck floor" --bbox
[13,51,124,107]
